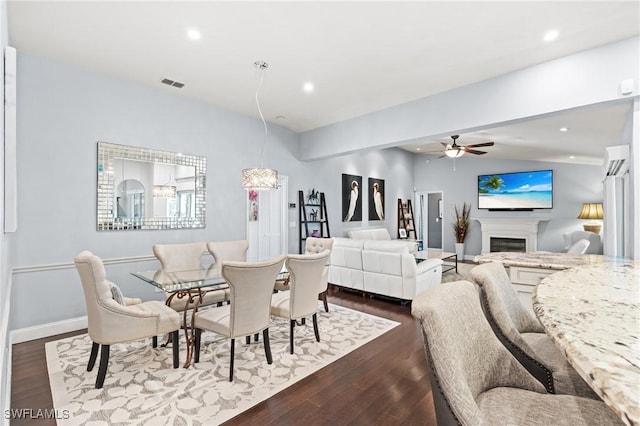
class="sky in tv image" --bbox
[478,170,552,209]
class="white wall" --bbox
[9,52,415,331]
[0,0,12,420]
[300,36,640,160]
[414,156,604,255]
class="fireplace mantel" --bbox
[474,218,549,253]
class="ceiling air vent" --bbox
[603,145,629,177]
[161,78,185,88]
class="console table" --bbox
[533,261,639,426]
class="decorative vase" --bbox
[455,242,465,261]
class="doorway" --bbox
[416,191,443,250]
[246,176,289,261]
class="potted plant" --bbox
[453,202,471,260]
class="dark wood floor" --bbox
[11,286,436,425]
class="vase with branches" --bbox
[453,202,471,260]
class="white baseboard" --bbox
[11,316,87,344]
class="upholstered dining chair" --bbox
[193,255,286,381]
[411,280,623,426]
[469,261,597,399]
[270,251,330,354]
[566,238,591,254]
[153,242,227,310]
[303,237,334,312]
[206,240,249,264]
[74,251,181,389]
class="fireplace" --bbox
[476,218,547,253]
[490,237,526,253]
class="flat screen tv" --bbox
[478,170,553,210]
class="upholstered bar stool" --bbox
[411,280,623,425]
[74,251,181,388]
[469,261,598,399]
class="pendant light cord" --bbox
[255,66,268,168]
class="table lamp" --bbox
[577,203,603,234]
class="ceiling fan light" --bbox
[445,147,464,158]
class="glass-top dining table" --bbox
[132,267,289,368]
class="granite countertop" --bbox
[473,251,607,270]
[533,261,640,426]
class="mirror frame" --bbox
[97,141,206,231]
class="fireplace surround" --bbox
[476,218,548,253]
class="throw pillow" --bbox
[107,281,125,306]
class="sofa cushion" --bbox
[363,240,409,253]
[347,228,391,240]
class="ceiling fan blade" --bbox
[440,142,449,147]
[438,154,447,159]
[465,141,495,148]
[465,149,488,155]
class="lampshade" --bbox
[577,203,603,220]
[241,168,278,190]
[445,145,464,158]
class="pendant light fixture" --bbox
[241,60,279,190]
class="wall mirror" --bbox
[97,142,206,231]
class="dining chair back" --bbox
[75,250,181,388]
[207,240,249,264]
[152,242,227,310]
[411,280,623,426]
[153,242,207,271]
[469,261,597,398]
[304,237,334,311]
[271,251,330,353]
[193,255,286,381]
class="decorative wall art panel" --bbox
[342,173,362,222]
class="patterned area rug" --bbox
[46,303,399,426]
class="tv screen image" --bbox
[478,170,553,210]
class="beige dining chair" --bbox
[469,261,597,399]
[303,237,334,312]
[74,251,181,388]
[207,240,249,264]
[271,251,330,354]
[193,255,286,381]
[411,280,623,426]
[153,242,227,310]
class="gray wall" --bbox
[9,52,415,330]
[414,155,604,255]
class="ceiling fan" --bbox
[440,135,494,158]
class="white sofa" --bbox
[328,237,442,301]
[347,227,418,253]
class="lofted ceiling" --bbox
[7,1,640,164]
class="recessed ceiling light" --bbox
[569,155,575,159]
[276,115,286,120]
[303,82,314,93]
[187,28,201,40]
[559,127,569,132]
[416,148,421,151]
[543,30,559,42]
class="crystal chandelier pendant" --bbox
[241,167,278,190]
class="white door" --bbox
[246,176,288,261]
